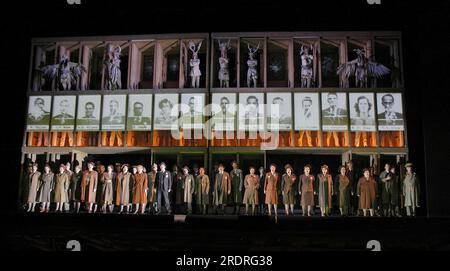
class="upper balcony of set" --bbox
[28,31,403,94]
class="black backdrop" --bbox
[0,0,449,216]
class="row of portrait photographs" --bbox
[26,92,405,132]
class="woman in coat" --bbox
[132,165,148,214]
[95,164,105,213]
[54,164,70,213]
[195,167,210,215]
[242,166,259,215]
[26,163,41,213]
[147,163,158,214]
[81,162,98,213]
[38,164,54,213]
[70,165,83,213]
[334,166,352,216]
[403,163,420,217]
[299,164,315,216]
[182,166,195,214]
[101,165,116,213]
[357,168,377,217]
[316,165,333,217]
[116,164,133,213]
[264,164,279,216]
[281,164,296,216]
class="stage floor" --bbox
[2,212,450,251]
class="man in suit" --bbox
[52,99,74,125]
[128,101,151,128]
[156,162,173,215]
[102,99,125,125]
[322,92,348,126]
[77,102,98,126]
[28,97,50,124]
[377,94,404,126]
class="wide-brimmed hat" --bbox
[284,164,293,171]
[182,165,190,171]
[405,163,414,168]
[121,164,130,170]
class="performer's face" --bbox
[137,166,143,174]
[32,165,38,172]
[322,168,328,175]
[44,166,50,173]
[270,166,276,172]
[250,168,255,175]
[108,166,113,173]
[133,103,143,116]
[75,166,81,173]
[286,168,292,175]
[160,165,166,172]
[183,169,189,175]
[304,167,310,175]
[385,164,390,172]
[406,167,412,174]
[88,164,94,171]
[199,168,205,175]
[232,163,238,169]
[59,167,65,174]
[219,166,224,173]
[340,167,346,175]
[364,171,370,178]
[152,165,158,171]
[122,166,128,173]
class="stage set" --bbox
[19,31,421,221]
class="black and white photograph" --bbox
[76,95,101,131]
[210,93,236,131]
[180,94,205,130]
[101,95,127,131]
[377,93,405,131]
[294,93,320,131]
[26,96,51,131]
[127,94,152,131]
[238,93,265,132]
[51,95,76,131]
[266,93,292,131]
[154,94,179,130]
[321,92,348,131]
[349,93,376,131]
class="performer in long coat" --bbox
[258,167,266,215]
[70,165,83,213]
[116,164,133,213]
[157,162,173,215]
[357,168,377,217]
[195,168,210,214]
[95,164,105,213]
[81,162,98,213]
[299,164,315,216]
[346,160,358,215]
[213,164,231,214]
[242,167,259,215]
[229,161,244,214]
[281,164,296,216]
[21,163,33,210]
[101,165,116,213]
[316,165,333,217]
[26,163,41,212]
[54,164,70,212]
[264,164,279,216]
[403,163,420,217]
[389,166,401,217]
[181,166,195,214]
[380,163,395,216]
[147,163,158,214]
[133,165,148,214]
[175,170,184,207]
[38,164,54,213]
[334,166,352,216]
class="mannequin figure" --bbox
[189,40,202,88]
[300,45,314,88]
[246,42,260,88]
[218,39,231,88]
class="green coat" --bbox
[229,169,243,204]
[334,174,351,211]
[403,173,420,207]
[195,175,210,205]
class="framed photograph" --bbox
[266,92,292,131]
[321,92,348,131]
[51,95,76,131]
[76,95,101,131]
[26,96,52,131]
[101,95,127,131]
[294,93,320,131]
[376,93,405,131]
[238,93,265,132]
[154,94,179,130]
[349,93,376,132]
[180,94,205,130]
[211,93,236,131]
[127,94,152,131]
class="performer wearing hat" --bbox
[357,168,377,217]
[157,162,173,215]
[95,164,106,213]
[213,164,231,214]
[101,165,116,213]
[299,164,315,216]
[175,165,184,213]
[334,165,352,217]
[20,163,34,210]
[230,161,244,215]
[195,167,210,215]
[281,164,297,216]
[38,164,54,213]
[316,165,333,217]
[147,163,158,214]
[403,163,420,217]
[133,165,148,214]
[258,166,266,215]
[182,166,195,214]
[54,164,70,213]
[26,163,41,213]
[81,162,98,213]
[242,166,259,215]
[116,164,133,214]
[70,165,83,213]
[264,164,279,216]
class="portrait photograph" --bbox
[211,93,236,131]
[349,93,376,131]
[294,93,320,131]
[321,92,348,131]
[102,95,127,131]
[180,93,205,130]
[26,95,52,131]
[51,95,76,131]
[127,94,152,131]
[238,93,265,132]
[154,94,179,130]
[266,92,292,131]
[377,93,405,131]
[76,95,101,131]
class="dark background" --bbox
[0,0,449,218]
